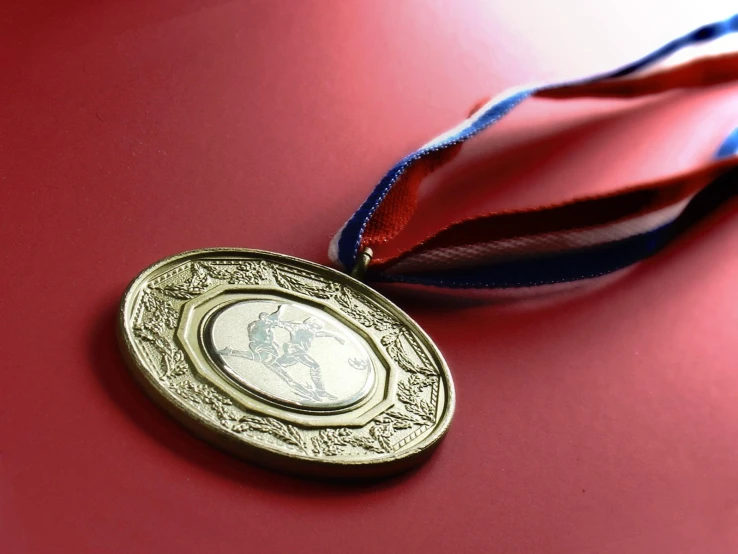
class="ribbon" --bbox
[330,14,738,288]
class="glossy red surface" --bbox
[3,1,738,552]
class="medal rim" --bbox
[118,247,455,479]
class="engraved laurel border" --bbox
[121,249,453,467]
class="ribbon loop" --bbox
[330,14,738,288]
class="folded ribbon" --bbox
[330,14,738,288]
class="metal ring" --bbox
[350,247,373,281]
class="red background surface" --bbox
[4,1,738,552]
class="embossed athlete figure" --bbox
[218,306,315,399]
[245,310,280,363]
[275,317,345,399]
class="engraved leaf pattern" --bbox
[134,292,187,378]
[381,330,437,376]
[134,325,189,379]
[401,331,436,375]
[311,411,419,456]
[397,375,435,423]
[273,267,341,299]
[228,261,270,285]
[200,262,235,281]
[334,288,395,331]
[233,417,308,453]
[168,379,237,426]
[140,292,178,334]
[158,263,212,299]
[311,429,353,456]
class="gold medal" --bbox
[119,249,454,478]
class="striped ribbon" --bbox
[329,14,738,288]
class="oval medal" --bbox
[119,249,455,478]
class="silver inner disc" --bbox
[205,299,376,410]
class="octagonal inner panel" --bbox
[205,299,376,411]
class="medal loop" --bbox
[349,247,373,281]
